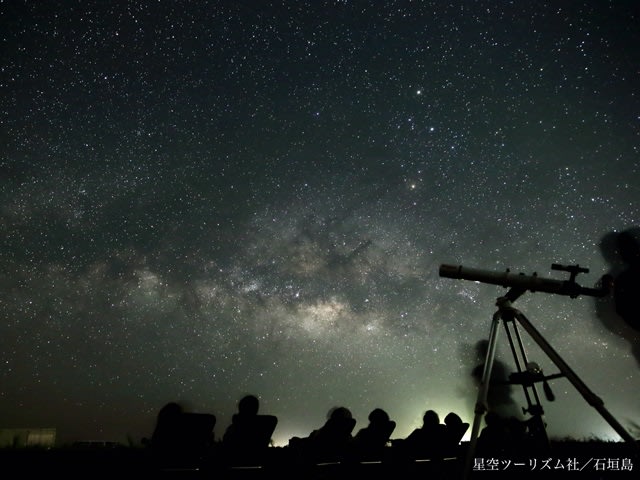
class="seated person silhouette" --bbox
[614,231,640,331]
[350,408,396,461]
[221,394,278,467]
[442,411,469,457]
[289,406,356,464]
[399,409,447,460]
[476,411,512,457]
[150,401,216,469]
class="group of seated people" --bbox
[148,395,474,470]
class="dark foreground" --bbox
[2,440,639,479]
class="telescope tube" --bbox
[439,264,608,298]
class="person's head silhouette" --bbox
[238,395,259,416]
[327,406,352,421]
[368,408,390,424]
[444,411,463,428]
[422,410,440,428]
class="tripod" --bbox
[438,263,638,479]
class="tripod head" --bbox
[439,263,611,299]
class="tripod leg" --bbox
[503,319,551,451]
[464,310,502,480]
[511,308,637,445]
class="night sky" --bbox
[1,1,639,448]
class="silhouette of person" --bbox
[350,408,396,461]
[597,229,640,367]
[401,409,447,460]
[477,411,538,458]
[613,231,640,331]
[222,394,278,467]
[289,406,356,464]
[471,339,522,420]
[442,411,469,457]
[150,401,216,469]
[476,411,510,456]
[150,402,184,462]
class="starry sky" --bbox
[1,0,639,448]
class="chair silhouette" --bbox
[400,410,448,460]
[352,419,396,461]
[448,421,469,446]
[151,407,216,469]
[441,412,469,456]
[222,414,278,466]
[310,414,357,463]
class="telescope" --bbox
[441,262,637,480]
[439,263,611,298]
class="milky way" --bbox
[1,1,639,446]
